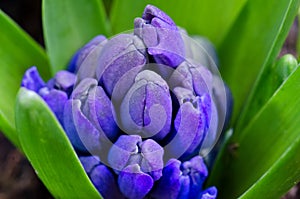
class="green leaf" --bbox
[236,54,298,133]
[208,66,300,198]
[110,0,247,47]
[0,10,51,148]
[219,0,300,123]
[15,88,102,199]
[43,0,110,74]
[239,136,300,199]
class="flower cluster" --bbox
[21,4,230,199]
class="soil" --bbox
[0,1,299,198]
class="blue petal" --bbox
[40,88,68,124]
[200,186,218,199]
[120,70,172,140]
[150,159,181,199]
[165,88,207,159]
[68,35,107,73]
[108,135,142,172]
[63,99,101,153]
[21,66,45,92]
[96,34,146,96]
[118,164,153,199]
[80,156,124,199]
[134,5,185,67]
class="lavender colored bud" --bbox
[165,87,210,159]
[21,66,45,92]
[21,67,74,124]
[120,70,172,140]
[169,61,213,96]
[201,187,218,199]
[79,156,124,199]
[39,89,68,123]
[151,156,217,199]
[108,135,164,181]
[63,99,102,153]
[64,78,119,153]
[68,35,107,73]
[134,4,185,67]
[118,164,153,199]
[47,70,76,96]
[96,34,147,96]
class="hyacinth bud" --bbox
[108,135,164,198]
[64,78,119,153]
[151,156,217,199]
[21,67,75,123]
[96,34,147,96]
[134,4,185,67]
[119,70,172,140]
[79,156,124,199]
[68,35,107,74]
[20,4,230,199]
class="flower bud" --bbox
[79,156,123,199]
[21,67,75,123]
[134,5,185,67]
[119,70,172,140]
[68,35,107,73]
[96,34,147,96]
[64,78,119,153]
[151,156,217,199]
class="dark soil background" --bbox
[0,0,299,198]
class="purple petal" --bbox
[200,186,218,199]
[201,101,218,152]
[81,84,119,142]
[169,61,212,96]
[142,5,175,26]
[118,164,153,199]
[165,88,207,159]
[108,135,164,180]
[139,139,164,180]
[108,135,142,172]
[150,159,181,199]
[68,35,107,73]
[21,66,45,92]
[80,156,124,199]
[178,175,190,198]
[40,88,68,124]
[134,5,184,67]
[96,34,146,96]
[79,156,101,174]
[120,70,172,140]
[63,99,101,153]
[52,70,76,95]
[182,156,208,198]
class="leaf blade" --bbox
[208,65,300,198]
[219,0,300,122]
[15,88,102,199]
[43,0,110,74]
[0,10,51,148]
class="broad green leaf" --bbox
[219,0,300,123]
[15,88,102,199]
[0,10,50,148]
[239,136,300,199]
[110,0,247,47]
[235,54,298,134]
[208,66,300,198]
[43,0,110,74]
